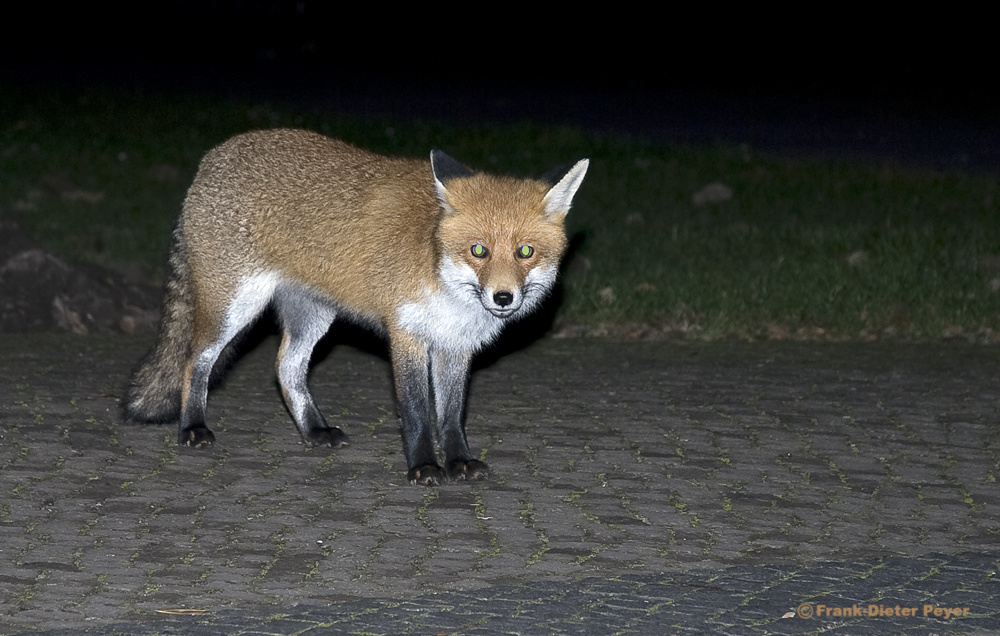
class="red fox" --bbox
[125,129,588,486]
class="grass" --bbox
[567,145,1000,340]
[2,82,999,341]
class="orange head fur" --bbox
[435,173,570,297]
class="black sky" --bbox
[5,2,997,170]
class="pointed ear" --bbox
[431,150,473,214]
[542,159,589,219]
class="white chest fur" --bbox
[396,258,506,353]
[396,289,505,353]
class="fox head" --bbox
[431,151,589,319]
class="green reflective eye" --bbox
[517,245,534,258]
[471,243,488,258]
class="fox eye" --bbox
[471,243,489,258]
[517,245,534,259]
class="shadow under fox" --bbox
[125,129,588,486]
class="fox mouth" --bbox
[475,284,544,319]
[479,293,521,318]
[487,306,518,318]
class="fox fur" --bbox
[124,129,588,485]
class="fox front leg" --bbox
[391,338,444,485]
[431,349,489,481]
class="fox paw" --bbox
[446,459,490,481]
[179,425,215,448]
[307,427,349,448]
[408,464,445,486]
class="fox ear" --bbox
[542,159,589,219]
[431,150,473,214]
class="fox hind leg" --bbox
[179,273,278,447]
[179,337,228,447]
[274,286,348,447]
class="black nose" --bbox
[493,291,514,307]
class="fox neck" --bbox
[395,253,557,354]
[395,259,506,354]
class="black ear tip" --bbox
[431,150,473,182]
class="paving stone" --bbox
[2,334,1000,634]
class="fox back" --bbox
[125,129,588,485]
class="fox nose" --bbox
[493,291,514,307]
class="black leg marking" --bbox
[408,464,446,486]
[445,458,490,481]
[431,350,489,482]
[393,341,441,485]
[302,410,349,447]
[178,347,219,447]
[180,425,215,447]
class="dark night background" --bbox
[3,2,997,172]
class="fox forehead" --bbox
[436,177,567,250]
[438,174,554,223]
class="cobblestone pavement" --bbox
[1,334,999,634]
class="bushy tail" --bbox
[124,221,193,423]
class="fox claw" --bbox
[408,464,445,486]
[307,427,349,448]
[180,426,215,448]
[447,459,490,481]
